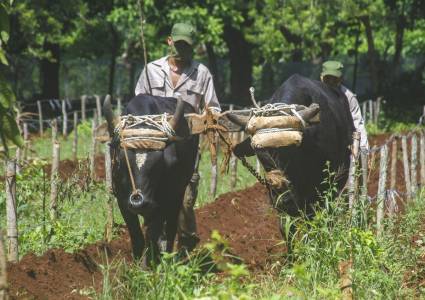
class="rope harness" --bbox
[238,103,308,188]
[114,113,176,203]
[111,102,311,197]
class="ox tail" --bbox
[103,94,116,138]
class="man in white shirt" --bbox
[320,60,369,151]
[135,23,221,113]
[135,23,221,252]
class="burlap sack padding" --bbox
[121,128,167,138]
[246,115,302,134]
[251,130,302,149]
[121,139,166,150]
[265,169,288,190]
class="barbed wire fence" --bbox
[347,104,425,235]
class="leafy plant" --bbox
[0,1,23,156]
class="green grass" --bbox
[95,175,425,299]
[0,159,124,256]
[30,121,96,160]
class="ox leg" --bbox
[144,217,164,267]
[117,198,145,259]
[165,197,184,253]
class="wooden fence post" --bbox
[95,95,102,125]
[81,95,87,122]
[0,231,7,299]
[72,111,78,161]
[51,119,58,144]
[362,101,367,123]
[374,97,382,124]
[37,100,43,136]
[390,139,397,190]
[376,145,388,236]
[50,142,60,221]
[402,136,411,200]
[410,134,418,197]
[90,113,98,181]
[209,134,219,198]
[230,132,239,190]
[348,132,361,209]
[15,111,22,173]
[104,142,114,242]
[62,100,68,137]
[421,132,425,186]
[23,122,29,161]
[117,96,122,115]
[228,105,238,190]
[5,159,18,262]
[368,100,374,124]
[360,151,368,200]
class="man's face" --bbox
[167,37,193,62]
[321,75,342,88]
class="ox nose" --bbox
[128,191,147,212]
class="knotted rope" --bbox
[115,113,175,140]
[114,113,176,202]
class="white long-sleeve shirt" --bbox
[341,85,369,151]
[135,56,221,113]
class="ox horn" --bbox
[298,103,320,123]
[103,94,116,137]
[169,96,185,131]
[226,113,250,129]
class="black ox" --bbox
[103,94,198,263]
[233,74,355,218]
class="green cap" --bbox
[321,60,344,78]
[171,23,195,45]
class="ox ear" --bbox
[233,137,256,157]
[169,97,185,130]
[103,94,116,137]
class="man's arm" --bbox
[343,87,369,150]
[202,71,221,112]
[134,68,148,96]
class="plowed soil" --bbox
[7,184,281,299]
[5,133,422,299]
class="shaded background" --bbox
[4,0,425,121]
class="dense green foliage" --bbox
[5,0,425,111]
[0,1,23,156]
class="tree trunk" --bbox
[205,43,223,99]
[108,25,118,96]
[352,24,361,91]
[359,16,379,96]
[393,14,405,67]
[126,58,136,97]
[40,42,60,99]
[223,25,253,105]
[261,62,274,99]
[279,25,303,62]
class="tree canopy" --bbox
[5,0,425,108]
[1,1,23,156]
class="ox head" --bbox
[227,103,321,215]
[103,95,188,216]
